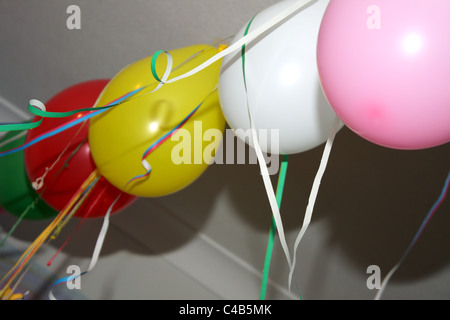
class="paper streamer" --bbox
[241,16,292,269]
[0,87,139,133]
[288,116,341,291]
[48,194,120,300]
[374,170,450,300]
[0,99,46,132]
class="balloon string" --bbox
[0,130,27,148]
[48,194,120,300]
[288,115,340,292]
[0,264,31,300]
[0,171,98,296]
[0,136,87,247]
[39,137,87,198]
[46,176,101,266]
[374,170,450,300]
[48,176,101,250]
[31,120,87,191]
[260,154,289,300]
[0,201,34,248]
[0,170,99,299]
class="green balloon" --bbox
[0,130,57,220]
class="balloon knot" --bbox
[218,44,229,52]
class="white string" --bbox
[86,195,119,272]
[246,100,292,268]
[0,130,27,148]
[288,116,341,291]
[374,264,399,300]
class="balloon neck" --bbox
[217,44,229,52]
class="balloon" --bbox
[24,80,137,218]
[0,131,57,220]
[317,0,450,150]
[88,44,226,197]
[218,0,342,155]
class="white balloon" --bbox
[219,0,342,155]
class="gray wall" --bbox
[0,0,449,300]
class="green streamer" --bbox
[151,50,166,83]
[0,201,35,247]
[0,119,42,132]
[29,104,110,119]
[0,93,126,133]
[241,16,255,91]
[260,155,289,300]
[0,102,108,132]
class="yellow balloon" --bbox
[88,44,225,197]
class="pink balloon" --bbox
[317,0,450,150]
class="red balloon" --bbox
[24,80,137,218]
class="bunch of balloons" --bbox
[2,0,449,222]
[0,42,228,300]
